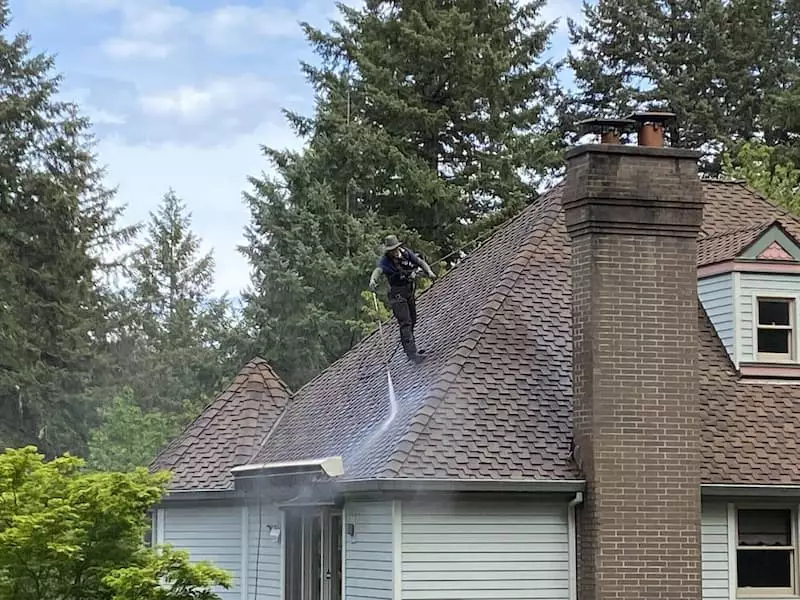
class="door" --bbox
[284,508,342,600]
[324,512,342,600]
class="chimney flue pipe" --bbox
[576,117,636,146]
[626,111,676,148]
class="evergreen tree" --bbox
[299,0,563,257]
[566,0,732,153]
[240,0,562,387]
[0,3,135,456]
[119,190,236,413]
[87,190,237,469]
[566,0,800,170]
[240,149,383,390]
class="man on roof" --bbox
[369,234,436,364]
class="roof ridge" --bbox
[699,220,774,241]
[378,192,563,478]
[150,374,247,472]
[733,181,800,232]
[233,361,291,465]
[149,359,281,472]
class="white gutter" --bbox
[337,477,586,493]
[702,484,800,497]
[567,491,584,600]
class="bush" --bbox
[0,446,229,600]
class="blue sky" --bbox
[9,0,582,297]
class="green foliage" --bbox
[104,546,229,600]
[567,0,730,150]
[346,290,393,338]
[87,389,180,472]
[0,446,228,600]
[85,190,239,470]
[0,446,166,600]
[722,141,800,213]
[300,0,563,254]
[0,2,137,456]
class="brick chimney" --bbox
[564,115,704,600]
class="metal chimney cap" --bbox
[625,111,676,125]
[576,117,636,135]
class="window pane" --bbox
[758,329,791,355]
[738,509,792,546]
[738,549,792,588]
[759,300,791,326]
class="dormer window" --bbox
[756,298,795,361]
[697,219,800,376]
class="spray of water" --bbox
[362,293,400,448]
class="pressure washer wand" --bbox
[372,292,391,368]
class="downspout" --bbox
[568,492,584,600]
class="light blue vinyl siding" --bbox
[161,504,242,600]
[739,273,800,362]
[247,503,282,600]
[401,499,569,600]
[702,502,729,600]
[344,501,393,600]
[698,274,735,358]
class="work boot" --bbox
[402,338,426,364]
[409,352,426,364]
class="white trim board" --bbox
[392,500,402,600]
[340,505,347,600]
[240,505,248,600]
[727,502,736,600]
[156,508,165,547]
[279,509,286,600]
[749,290,800,364]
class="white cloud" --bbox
[51,0,324,60]
[139,75,275,121]
[87,107,126,125]
[61,87,127,126]
[102,37,173,59]
[199,5,305,48]
[52,0,338,60]
[125,4,188,37]
[97,121,302,296]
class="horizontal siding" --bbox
[401,499,569,600]
[698,274,734,359]
[162,504,242,600]
[702,502,729,600]
[248,503,282,600]
[345,501,393,600]
[739,273,800,362]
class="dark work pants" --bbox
[388,283,418,357]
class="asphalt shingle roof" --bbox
[151,358,289,491]
[153,179,800,491]
[697,222,773,266]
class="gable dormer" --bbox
[698,220,800,376]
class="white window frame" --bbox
[730,503,800,599]
[754,294,798,362]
